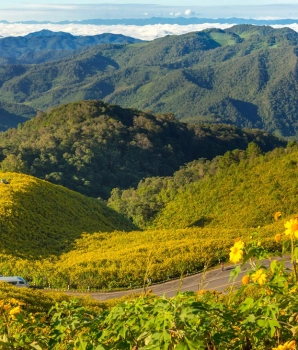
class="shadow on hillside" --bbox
[188,216,213,228]
[230,99,264,128]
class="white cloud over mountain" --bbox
[1,22,298,41]
[0,23,234,40]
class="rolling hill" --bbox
[0,172,136,257]
[152,144,298,230]
[1,26,298,136]
[0,100,285,199]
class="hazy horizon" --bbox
[1,3,298,22]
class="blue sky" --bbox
[1,1,298,21]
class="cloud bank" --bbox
[0,23,235,40]
[1,22,298,41]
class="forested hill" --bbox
[0,30,143,64]
[1,25,298,136]
[152,144,298,230]
[0,101,36,130]
[108,142,298,229]
[0,100,285,199]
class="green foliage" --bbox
[153,144,298,229]
[0,31,142,64]
[0,223,281,289]
[1,26,298,136]
[1,231,298,350]
[108,142,283,228]
[0,100,283,199]
[0,101,36,131]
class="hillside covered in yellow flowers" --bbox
[152,145,298,230]
[0,172,136,257]
[0,144,297,289]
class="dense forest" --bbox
[108,141,298,228]
[1,26,298,136]
[0,30,142,64]
[0,100,284,199]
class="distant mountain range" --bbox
[0,30,143,64]
[1,17,298,26]
[2,25,298,137]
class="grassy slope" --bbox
[153,146,298,229]
[0,223,281,289]
[0,172,137,257]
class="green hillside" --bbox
[153,144,298,229]
[0,172,136,257]
[0,101,36,131]
[0,30,143,64]
[1,26,298,136]
[0,100,284,199]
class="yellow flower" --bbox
[272,340,296,350]
[197,289,207,295]
[285,218,298,238]
[251,269,267,285]
[3,304,11,311]
[229,239,244,264]
[274,212,282,221]
[241,275,250,285]
[234,238,244,249]
[9,306,21,316]
[230,245,243,264]
[275,233,282,243]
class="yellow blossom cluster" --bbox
[251,269,267,285]
[272,340,296,350]
[0,298,23,319]
[229,239,244,264]
[284,218,298,238]
[0,172,135,257]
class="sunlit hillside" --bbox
[0,222,281,289]
[0,172,137,257]
[153,145,298,229]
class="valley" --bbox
[0,24,297,349]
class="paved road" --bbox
[84,257,292,302]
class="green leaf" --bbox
[245,314,256,323]
[239,298,254,313]
[30,343,43,350]
[229,265,241,282]
[270,260,277,273]
[268,319,280,337]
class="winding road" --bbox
[86,257,292,301]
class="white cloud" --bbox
[185,9,194,16]
[174,12,181,16]
[0,23,235,40]
[272,23,298,31]
[1,22,298,41]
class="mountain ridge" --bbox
[0,26,298,136]
[0,100,285,199]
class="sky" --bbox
[1,1,298,22]
[1,1,298,39]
